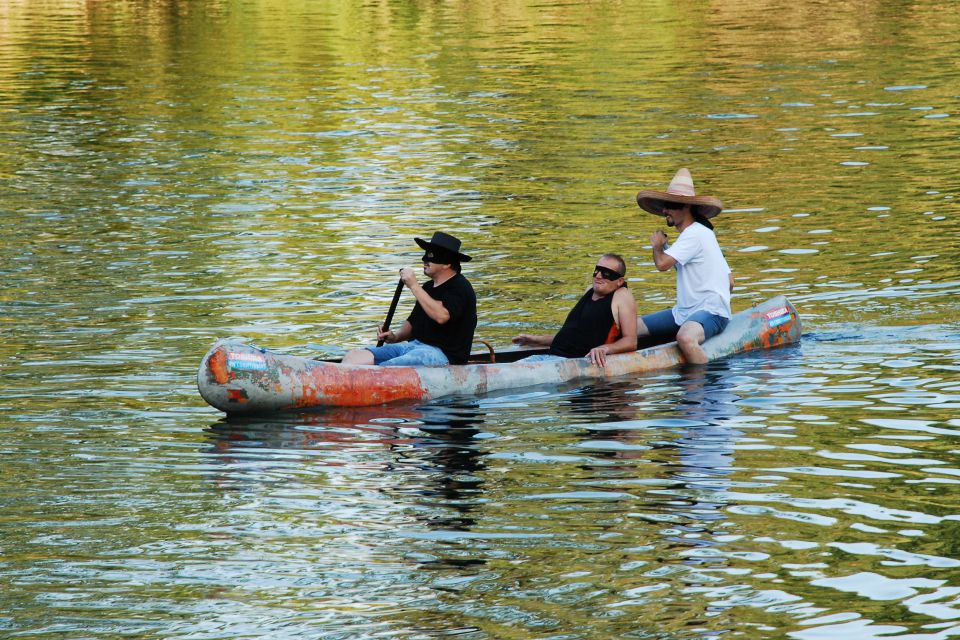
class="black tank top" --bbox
[549,290,619,358]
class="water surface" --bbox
[2,1,959,638]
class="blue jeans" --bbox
[365,340,450,367]
[642,309,729,342]
[519,354,566,363]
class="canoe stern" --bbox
[703,295,802,360]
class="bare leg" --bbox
[676,321,708,364]
[341,348,375,365]
[636,317,651,338]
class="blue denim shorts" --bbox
[365,339,449,367]
[641,309,729,342]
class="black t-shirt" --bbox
[407,273,477,365]
[549,289,617,358]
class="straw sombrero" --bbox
[636,168,724,219]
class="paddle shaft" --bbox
[376,278,405,347]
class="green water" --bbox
[2,1,960,638]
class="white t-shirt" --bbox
[664,221,732,324]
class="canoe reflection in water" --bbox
[203,400,489,536]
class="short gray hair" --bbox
[600,253,626,276]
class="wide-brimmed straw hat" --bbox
[414,231,472,262]
[636,168,724,219]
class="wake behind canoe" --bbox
[197,295,801,414]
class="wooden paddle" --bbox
[376,278,405,346]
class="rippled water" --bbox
[2,1,959,638]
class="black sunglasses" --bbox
[422,251,449,264]
[660,200,685,211]
[594,265,623,281]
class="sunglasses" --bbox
[660,201,685,211]
[422,252,449,264]
[594,265,623,281]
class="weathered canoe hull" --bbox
[198,295,801,414]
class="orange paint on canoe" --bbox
[208,347,231,384]
[297,363,428,408]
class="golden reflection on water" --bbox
[3,0,956,351]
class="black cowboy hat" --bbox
[414,231,472,262]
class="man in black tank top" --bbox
[513,254,638,367]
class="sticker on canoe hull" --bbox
[764,307,792,328]
[768,313,792,328]
[227,352,267,371]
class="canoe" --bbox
[198,295,801,414]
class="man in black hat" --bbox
[342,232,477,367]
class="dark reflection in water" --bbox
[205,399,490,539]
[392,402,488,534]
[203,402,494,633]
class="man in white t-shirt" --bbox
[635,168,734,364]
